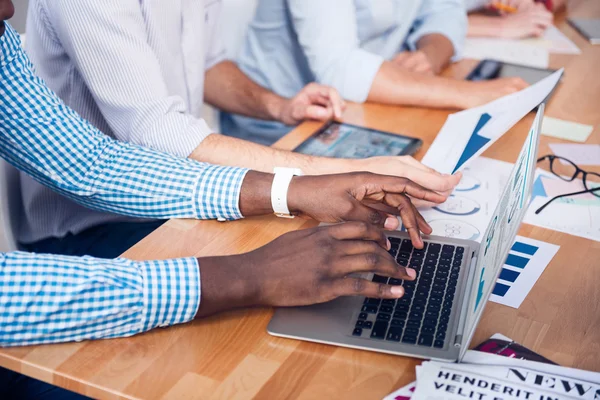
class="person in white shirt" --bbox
[222,0,530,146]
[23,0,460,258]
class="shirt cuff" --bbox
[193,164,250,220]
[140,257,201,332]
[169,118,215,159]
[333,49,385,103]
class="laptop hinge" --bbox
[454,334,463,347]
[453,252,478,347]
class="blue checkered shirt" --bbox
[0,24,249,347]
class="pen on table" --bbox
[491,2,518,13]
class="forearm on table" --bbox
[0,253,201,347]
[417,34,455,74]
[367,61,471,108]
[467,14,506,37]
[189,133,348,175]
[204,61,285,121]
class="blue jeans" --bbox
[13,220,166,399]
[0,366,91,400]
[20,220,166,258]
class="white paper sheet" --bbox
[418,157,511,242]
[412,358,600,400]
[421,70,562,175]
[524,170,600,242]
[463,38,550,68]
[461,351,600,390]
[522,25,582,54]
[549,143,600,166]
[489,236,559,309]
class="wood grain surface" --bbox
[1,3,599,399]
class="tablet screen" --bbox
[467,60,556,85]
[294,122,422,158]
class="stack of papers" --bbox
[463,38,550,68]
[463,25,581,68]
[384,349,600,400]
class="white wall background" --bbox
[11,0,28,33]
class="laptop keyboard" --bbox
[351,238,464,349]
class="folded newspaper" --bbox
[385,336,600,400]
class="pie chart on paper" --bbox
[433,195,481,216]
[455,174,481,192]
[428,219,481,241]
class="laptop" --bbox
[268,105,545,362]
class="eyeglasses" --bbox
[535,155,600,214]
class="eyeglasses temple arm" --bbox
[535,186,600,215]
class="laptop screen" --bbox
[458,106,544,359]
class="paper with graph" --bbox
[524,170,600,242]
[489,236,559,309]
[418,157,511,243]
[421,69,562,175]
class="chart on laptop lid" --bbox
[459,108,541,357]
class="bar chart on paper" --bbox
[490,236,559,309]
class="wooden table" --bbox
[1,3,599,399]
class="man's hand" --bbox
[345,156,462,206]
[498,4,553,39]
[277,83,346,125]
[392,51,434,75]
[287,172,446,248]
[196,222,415,317]
[460,77,529,109]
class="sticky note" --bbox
[549,143,600,166]
[541,117,594,143]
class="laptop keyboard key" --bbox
[364,298,381,306]
[400,239,413,252]
[418,335,434,347]
[377,313,391,322]
[401,335,417,344]
[407,319,421,328]
[358,312,368,320]
[356,320,364,327]
[379,305,394,314]
[386,327,402,342]
[361,305,378,313]
[364,321,373,329]
[390,318,405,327]
[434,339,445,348]
[421,325,436,334]
[353,328,363,336]
[393,311,408,320]
[372,275,388,284]
[371,321,388,339]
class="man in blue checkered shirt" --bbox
[0,2,453,397]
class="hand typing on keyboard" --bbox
[285,172,447,248]
[195,222,416,317]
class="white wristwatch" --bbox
[271,167,303,218]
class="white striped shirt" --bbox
[20,0,226,243]
[0,24,248,346]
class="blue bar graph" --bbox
[492,283,511,297]
[511,242,539,256]
[505,254,530,269]
[499,268,520,282]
